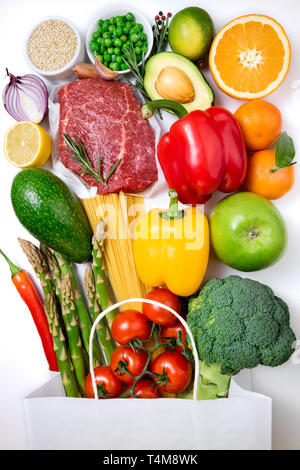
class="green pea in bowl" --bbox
[86,8,153,74]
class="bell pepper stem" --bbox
[160,190,185,220]
[142,99,188,120]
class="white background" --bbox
[0,0,299,450]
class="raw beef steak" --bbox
[58,77,157,194]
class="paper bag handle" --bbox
[89,298,199,401]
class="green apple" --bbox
[210,192,287,272]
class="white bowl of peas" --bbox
[86,9,153,74]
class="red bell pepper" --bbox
[142,100,247,205]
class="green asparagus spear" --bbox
[84,264,116,364]
[42,246,103,368]
[40,244,63,303]
[18,239,53,296]
[53,252,94,355]
[92,220,117,328]
[44,293,81,398]
[60,273,88,395]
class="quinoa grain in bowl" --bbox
[28,20,77,71]
[25,16,84,81]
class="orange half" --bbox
[209,15,291,100]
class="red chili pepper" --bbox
[142,100,247,205]
[0,249,58,371]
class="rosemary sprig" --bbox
[122,43,150,101]
[62,134,121,186]
[122,12,172,120]
[122,43,162,119]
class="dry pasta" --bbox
[81,193,151,310]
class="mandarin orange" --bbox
[234,100,282,151]
[243,149,295,199]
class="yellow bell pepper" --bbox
[133,190,209,297]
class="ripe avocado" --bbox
[144,52,214,113]
[11,168,93,263]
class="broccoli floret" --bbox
[260,325,297,367]
[186,275,296,399]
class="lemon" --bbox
[4,121,52,168]
[168,7,214,62]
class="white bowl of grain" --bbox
[24,16,85,82]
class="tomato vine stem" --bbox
[117,324,169,398]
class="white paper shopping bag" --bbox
[24,298,272,450]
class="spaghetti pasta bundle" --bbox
[81,193,151,310]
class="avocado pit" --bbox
[155,66,195,104]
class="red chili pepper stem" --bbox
[142,99,188,120]
[160,189,185,220]
[0,248,22,277]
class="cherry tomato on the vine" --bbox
[84,365,123,399]
[151,350,192,394]
[111,310,151,346]
[125,378,161,399]
[161,321,189,352]
[110,346,148,384]
[143,288,180,326]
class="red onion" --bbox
[3,69,48,123]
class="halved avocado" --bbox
[144,52,214,113]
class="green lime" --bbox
[168,7,214,61]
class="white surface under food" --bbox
[0,0,299,450]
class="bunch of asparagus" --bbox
[18,220,117,398]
